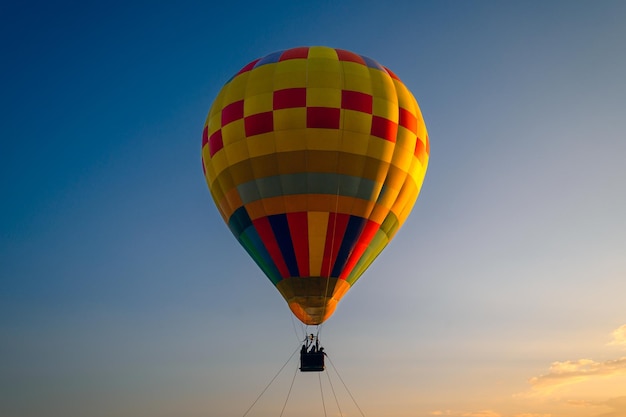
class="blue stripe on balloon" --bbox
[332,215,367,277]
[268,214,299,277]
[361,55,385,71]
[254,50,284,68]
[228,207,283,284]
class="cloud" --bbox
[429,410,501,417]
[528,357,626,392]
[430,411,454,416]
[607,325,626,349]
[461,411,501,417]
[516,325,626,411]
[566,399,594,407]
[431,409,550,417]
[522,326,626,396]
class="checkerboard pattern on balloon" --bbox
[201,46,429,324]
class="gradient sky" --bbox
[2,1,626,417]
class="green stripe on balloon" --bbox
[239,226,282,285]
[236,173,377,204]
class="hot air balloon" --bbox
[201,46,429,327]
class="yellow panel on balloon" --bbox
[274,108,307,131]
[221,119,245,146]
[393,81,417,112]
[372,97,398,120]
[340,131,370,156]
[210,150,229,179]
[390,145,414,171]
[275,129,308,153]
[244,92,273,116]
[308,46,338,60]
[306,129,341,151]
[368,205,392,226]
[223,74,248,104]
[380,165,404,190]
[308,211,329,276]
[307,71,342,89]
[368,69,395,98]
[227,158,253,188]
[366,137,394,163]
[274,60,307,87]
[341,62,372,92]
[306,87,341,107]
[246,132,276,158]
[224,139,250,167]
[245,65,276,96]
[206,113,221,137]
[342,109,372,136]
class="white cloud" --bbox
[607,325,626,349]
[528,357,626,392]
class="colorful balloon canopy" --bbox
[201,46,429,325]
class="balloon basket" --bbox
[299,350,325,372]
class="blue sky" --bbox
[2,1,626,416]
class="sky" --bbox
[1,1,626,416]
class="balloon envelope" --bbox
[201,46,429,325]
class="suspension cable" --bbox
[326,355,366,417]
[290,312,305,343]
[318,372,328,417]
[325,366,344,417]
[240,334,366,417]
[279,362,299,417]
[241,344,301,417]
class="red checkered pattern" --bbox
[208,87,416,155]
